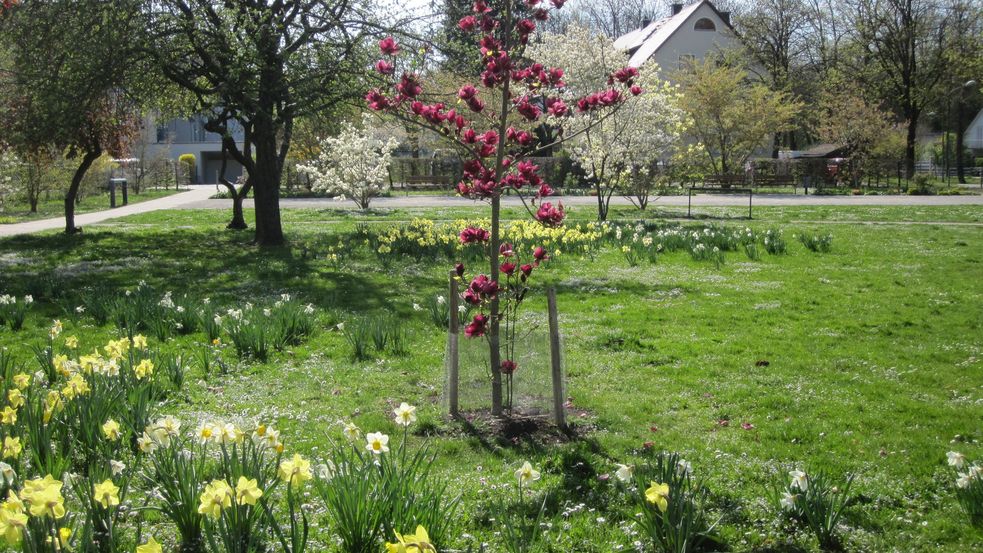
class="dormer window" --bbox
[694,18,716,31]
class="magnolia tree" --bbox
[527,25,686,220]
[297,115,399,210]
[366,0,639,415]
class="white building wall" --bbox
[649,4,738,73]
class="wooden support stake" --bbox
[546,287,566,429]
[448,270,460,416]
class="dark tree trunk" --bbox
[252,128,284,246]
[905,114,918,179]
[229,188,249,229]
[64,149,101,234]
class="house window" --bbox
[155,126,168,143]
[694,18,716,31]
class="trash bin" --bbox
[109,178,127,207]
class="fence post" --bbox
[448,270,460,416]
[546,287,566,429]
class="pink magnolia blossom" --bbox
[465,313,489,337]
[379,37,400,55]
[460,226,491,244]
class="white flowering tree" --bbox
[0,151,17,212]
[527,25,686,220]
[297,114,399,210]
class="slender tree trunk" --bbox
[64,149,101,234]
[955,102,967,184]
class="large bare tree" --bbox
[146,0,374,246]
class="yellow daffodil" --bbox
[6,389,23,410]
[234,476,263,506]
[135,537,163,553]
[0,507,27,546]
[515,461,541,485]
[2,437,21,460]
[61,373,90,400]
[11,374,29,390]
[57,527,71,548]
[0,407,15,426]
[65,336,78,349]
[133,335,148,349]
[93,479,120,509]
[645,481,670,513]
[393,403,417,427]
[366,432,389,455]
[197,479,233,519]
[278,454,312,487]
[134,359,154,380]
[21,475,66,519]
[102,419,122,441]
[386,525,436,553]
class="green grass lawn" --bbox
[0,187,182,224]
[0,205,980,551]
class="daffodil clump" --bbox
[772,467,855,550]
[948,451,983,523]
[614,451,716,552]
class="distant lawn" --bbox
[0,187,182,224]
[0,205,980,551]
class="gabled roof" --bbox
[613,0,735,68]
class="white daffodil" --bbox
[789,470,808,491]
[780,493,797,510]
[515,461,541,485]
[393,403,417,427]
[947,451,966,469]
[343,422,361,441]
[615,464,634,482]
[677,459,692,476]
[366,432,390,455]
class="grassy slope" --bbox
[0,205,981,551]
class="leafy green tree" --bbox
[0,0,145,234]
[674,57,800,175]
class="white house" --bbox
[613,1,739,73]
[966,108,983,153]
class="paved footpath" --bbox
[3,187,982,238]
[0,186,216,238]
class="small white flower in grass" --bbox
[110,460,126,476]
[304,304,315,315]
[366,432,389,455]
[789,470,808,491]
[780,493,797,510]
[24,295,33,304]
[336,322,345,331]
[515,461,541,485]
[458,305,466,314]
[615,464,634,482]
[436,296,446,305]
[677,459,692,476]
[393,403,417,426]
[413,303,422,312]
[947,451,967,469]
[75,305,85,314]
[343,422,361,440]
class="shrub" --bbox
[907,173,935,195]
[179,153,197,185]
